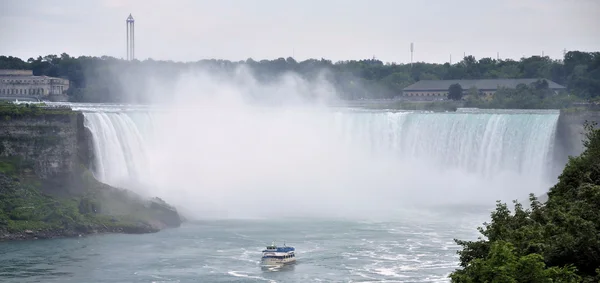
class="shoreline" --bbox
[0,224,164,242]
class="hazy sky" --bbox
[0,0,598,63]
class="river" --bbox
[1,103,562,282]
[1,209,489,282]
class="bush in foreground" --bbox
[450,121,600,282]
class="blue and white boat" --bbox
[261,242,296,266]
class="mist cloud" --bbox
[81,65,556,221]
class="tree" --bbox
[450,121,600,282]
[448,83,464,100]
[464,87,483,106]
[532,79,549,90]
[0,51,598,104]
[450,241,581,283]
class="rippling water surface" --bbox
[0,207,489,283]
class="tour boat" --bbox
[260,242,296,266]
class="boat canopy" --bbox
[263,246,295,253]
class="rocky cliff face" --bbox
[0,109,90,180]
[554,111,600,177]
[0,104,181,241]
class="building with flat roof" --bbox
[401,78,566,100]
[0,69,70,101]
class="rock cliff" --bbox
[0,106,87,180]
[0,103,181,241]
[553,110,600,177]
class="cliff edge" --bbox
[0,103,181,241]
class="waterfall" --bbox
[331,110,559,182]
[83,111,155,186]
[81,107,560,217]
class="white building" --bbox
[0,69,70,101]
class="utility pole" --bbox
[410,42,414,68]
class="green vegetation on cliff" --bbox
[0,158,181,240]
[0,102,72,119]
[450,121,600,282]
[1,51,598,104]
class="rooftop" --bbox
[403,79,566,91]
[0,69,34,76]
[2,75,43,79]
[0,75,66,80]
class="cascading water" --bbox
[83,112,153,185]
[333,109,559,181]
[81,106,560,218]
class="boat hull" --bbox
[260,257,296,266]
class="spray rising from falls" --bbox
[81,106,560,219]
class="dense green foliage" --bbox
[0,156,75,232]
[0,160,160,235]
[464,81,581,110]
[450,121,600,282]
[0,102,45,117]
[0,51,598,103]
[448,83,464,101]
[0,101,72,118]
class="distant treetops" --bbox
[0,51,598,103]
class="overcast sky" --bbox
[0,0,598,64]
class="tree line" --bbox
[442,78,581,110]
[0,51,598,103]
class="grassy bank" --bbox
[0,102,73,118]
[350,98,600,113]
[353,100,462,112]
[0,157,181,241]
